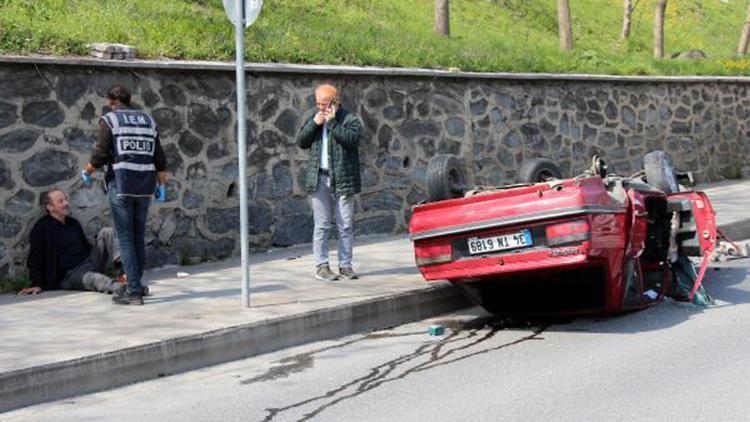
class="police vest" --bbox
[101,109,158,197]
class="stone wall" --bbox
[1,58,749,275]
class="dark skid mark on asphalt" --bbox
[241,330,422,385]
[241,354,314,384]
[261,316,548,422]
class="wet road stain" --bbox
[241,331,422,385]
[258,316,548,422]
[240,354,314,384]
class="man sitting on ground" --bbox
[18,188,126,296]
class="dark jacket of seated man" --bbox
[20,188,122,296]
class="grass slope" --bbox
[1,0,750,75]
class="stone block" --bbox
[259,98,279,121]
[356,215,397,236]
[188,103,220,138]
[71,188,104,209]
[0,67,51,98]
[398,120,440,139]
[153,108,183,137]
[0,160,14,190]
[0,101,17,129]
[63,127,96,152]
[0,128,41,153]
[272,215,313,247]
[56,73,90,107]
[191,77,234,100]
[21,150,77,187]
[22,101,65,128]
[0,212,21,239]
[89,43,137,60]
[178,130,203,157]
[159,84,186,107]
[182,190,204,210]
[361,191,403,212]
[255,162,292,200]
[444,117,466,137]
[5,190,34,215]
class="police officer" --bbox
[82,85,167,305]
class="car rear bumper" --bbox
[418,241,594,281]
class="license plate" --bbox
[467,229,533,255]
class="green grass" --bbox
[0,272,30,294]
[1,0,750,75]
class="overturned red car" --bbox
[409,152,718,315]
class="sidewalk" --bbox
[702,179,750,241]
[1,179,749,412]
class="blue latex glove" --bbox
[81,169,93,185]
[154,184,166,203]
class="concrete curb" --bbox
[0,284,471,413]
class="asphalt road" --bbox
[4,260,750,422]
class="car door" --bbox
[667,190,718,300]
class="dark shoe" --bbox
[339,267,358,280]
[315,264,339,281]
[111,281,127,296]
[142,285,150,296]
[112,293,144,306]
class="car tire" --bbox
[517,158,563,183]
[426,154,467,202]
[643,150,679,194]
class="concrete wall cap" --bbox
[2,54,750,84]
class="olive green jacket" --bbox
[296,107,362,196]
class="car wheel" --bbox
[517,158,563,183]
[643,150,679,194]
[426,154,467,202]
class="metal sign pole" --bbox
[224,0,262,308]
[235,0,250,308]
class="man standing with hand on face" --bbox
[82,85,167,305]
[296,84,363,281]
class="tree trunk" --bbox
[557,0,573,50]
[622,0,633,40]
[434,0,450,37]
[738,2,750,55]
[653,0,667,59]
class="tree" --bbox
[653,0,667,59]
[738,1,750,56]
[622,0,633,40]
[557,0,573,50]
[434,0,450,37]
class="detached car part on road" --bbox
[409,151,718,316]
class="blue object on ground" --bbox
[427,325,445,336]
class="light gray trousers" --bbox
[60,227,121,293]
[312,175,355,268]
